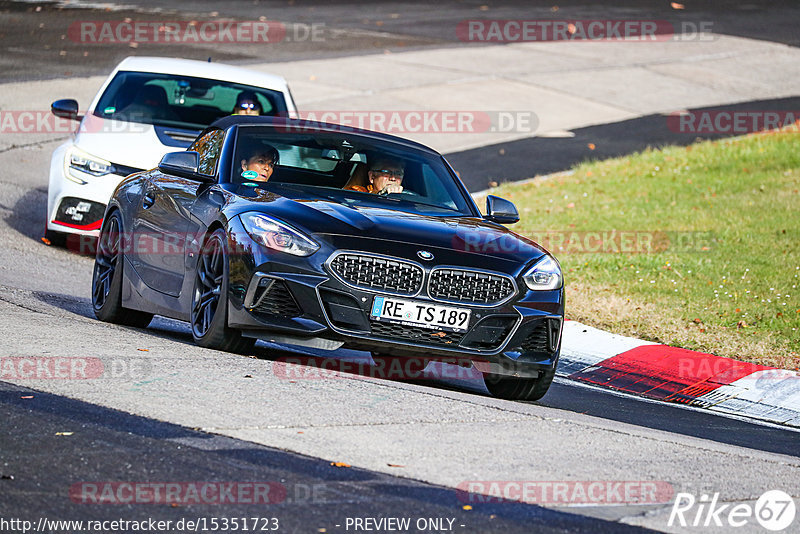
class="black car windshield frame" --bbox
[231,126,480,217]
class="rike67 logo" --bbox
[669,490,796,531]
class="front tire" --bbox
[190,229,254,354]
[91,211,153,328]
[483,366,556,401]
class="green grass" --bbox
[490,130,800,368]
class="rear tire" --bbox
[190,229,255,354]
[483,366,556,401]
[91,211,154,328]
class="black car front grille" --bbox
[251,280,302,318]
[369,321,466,347]
[428,269,515,305]
[330,254,423,295]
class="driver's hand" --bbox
[380,183,404,194]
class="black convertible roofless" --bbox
[208,114,440,154]
[92,115,564,401]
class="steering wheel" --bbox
[384,189,420,198]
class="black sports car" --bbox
[92,116,564,400]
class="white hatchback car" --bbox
[47,56,297,242]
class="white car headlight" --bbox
[240,213,319,257]
[522,255,562,291]
[67,147,115,181]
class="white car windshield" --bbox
[93,71,288,130]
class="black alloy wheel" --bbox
[92,211,153,327]
[190,228,254,353]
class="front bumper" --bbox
[47,142,143,236]
[226,220,564,376]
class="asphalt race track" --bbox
[1,2,799,533]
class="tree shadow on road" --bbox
[5,185,95,254]
[5,186,47,241]
[26,289,495,400]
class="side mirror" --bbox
[51,99,81,121]
[158,151,212,182]
[485,195,519,224]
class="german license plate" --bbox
[370,296,471,332]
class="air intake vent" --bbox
[519,318,561,353]
[251,280,302,318]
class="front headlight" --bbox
[240,213,319,257]
[522,255,562,291]
[67,147,115,180]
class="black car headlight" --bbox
[240,213,319,257]
[522,256,563,291]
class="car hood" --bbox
[74,115,196,170]
[232,192,547,267]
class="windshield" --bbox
[93,71,288,130]
[231,127,477,217]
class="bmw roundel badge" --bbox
[417,250,434,261]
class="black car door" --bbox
[130,129,227,297]
[131,173,200,296]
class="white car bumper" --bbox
[47,142,140,237]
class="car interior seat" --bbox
[342,162,370,191]
[120,85,179,121]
